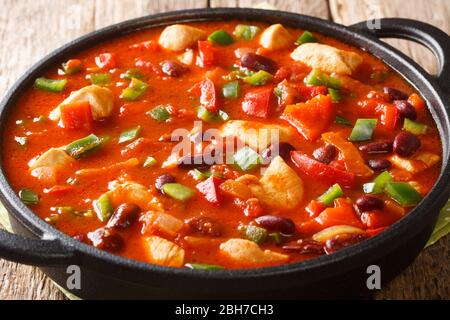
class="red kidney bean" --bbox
[393,131,421,157]
[358,140,393,154]
[160,60,188,77]
[383,87,408,101]
[313,144,338,164]
[261,142,295,162]
[394,100,417,120]
[254,215,296,235]
[282,239,325,255]
[324,233,368,254]
[155,174,176,191]
[240,53,277,74]
[355,195,384,212]
[107,203,140,229]
[367,159,391,171]
[186,216,222,237]
[177,155,212,170]
[87,228,124,252]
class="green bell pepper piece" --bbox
[348,119,378,142]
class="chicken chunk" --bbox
[50,85,114,121]
[221,120,294,151]
[159,24,206,51]
[220,239,288,266]
[106,181,158,211]
[143,236,185,267]
[291,43,363,75]
[390,152,440,173]
[259,24,292,50]
[28,147,74,184]
[236,156,304,210]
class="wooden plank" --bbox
[0,0,207,300]
[330,0,450,300]
[330,0,450,75]
[210,0,330,18]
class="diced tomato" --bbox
[197,41,217,67]
[300,198,363,234]
[281,94,334,141]
[366,227,387,237]
[378,103,399,130]
[274,63,309,82]
[196,176,223,204]
[296,85,328,101]
[59,102,93,130]
[242,85,274,118]
[360,210,402,229]
[244,198,263,218]
[44,185,74,196]
[408,93,425,113]
[95,53,116,69]
[306,200,325,218]
[291,151,355,187]
[200,78,219,112]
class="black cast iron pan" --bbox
[0,8,449,299]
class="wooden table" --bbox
[0,0,449,300]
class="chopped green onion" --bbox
[197,106,230,122]
[189,169,210,181]
[35,77,67,93]
[14,136,27,147]
[222,68,255,81]
[65,134,104,159]
[162,183,196,201]
[318,183,344,206]
[363,171,392,194]
[403,118,428,135]
[233,146,262,171]
[19,188,39,205]
[147,105,171,122]
[121,78,148,101]
[208,30,235,45]
[328,88,342,103]
[295,31,317,45]
[143,156,157,168]
[304,69,340,89]
[384,182,422,206]
[185,263,224,270]
[348,119,378,142]
[234,24,261,41]
[239,225,267,244]
[222,81,240,99]
[243,70,273,86]
[268,232,284,245]
[335,115,352,126]
[120,68,145,80]
[93,193,113,222]
[89,73,111,85]
[119,126,141,144]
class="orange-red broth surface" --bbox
[3,21,441,269]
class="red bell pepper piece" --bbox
[281,94,334,141]
[296,85,328,101]
[242,85,274,118]
[306,199,326,218]
[198,41,217,67]
[95,53,116,69]
[196,176,223,204]
[199,78,219,112]
[360,210,402,229]
[59,102,93,130]
[300,198,363,234]
[243,198,263,218]
[291,151,355,187]
[378,103,399,130]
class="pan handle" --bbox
[0,228,76,266]
[350,18,450,94]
